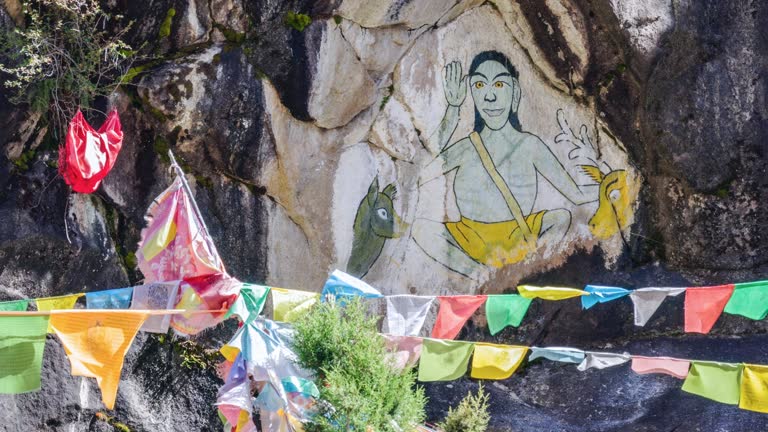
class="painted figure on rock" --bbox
[412,51,601,277]
[347,177,404,278]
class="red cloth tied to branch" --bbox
[58,109,123,193]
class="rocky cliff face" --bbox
[1,0,767,431]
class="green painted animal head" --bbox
[360,177,402,239]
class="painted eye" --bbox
[609,190,621,201]
[494,81,504,88]
[377,208,389,219]
[474,82,485,89]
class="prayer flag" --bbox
[58,109,123,194]
[130,282,179,333]
[529,347,585,364]
[0,300,28,311]
[629,287,686,326]
[86,287,133,309]
[171,273,241,335]
[0,316,49,394]
[50,310,149,409]
[36,294,82,332]
[724,280,768,320]
[225,284,270,325]
[418,339,474,382]
[321,269,382,303]
[385,295,434,336]
[383,335,423,371]
[630,356,690,379]
[577,352,630,371]
[485,295,532,335]
[684,284,735,333]
[271,288,320,323]
[216,353,257,432]
[681,361,742,405]
[136,176,225,283]
[470,343,527,380]
[431,295,487,340]
[739,364,768,413]
[517,285,586,300]
[581,285,630,310]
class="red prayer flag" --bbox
[684,284,735,334]
[171,272,241,335]
[58,110,123,193]
[431,295,487,340]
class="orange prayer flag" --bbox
[431,295,487,340]
[684,285,735,333]
[50,310,149,410]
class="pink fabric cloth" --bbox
[431,295,487,340]
[171,273,241,335]
[383,335,423,370]
[136,177,225,283]
[631,356,690,379]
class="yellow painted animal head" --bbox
[581,165,639,240]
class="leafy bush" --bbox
[292,298,426,431]
[438,385,490,432]
[0,0,135,138]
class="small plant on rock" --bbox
[438,384,491,432]
[292,298,426,432]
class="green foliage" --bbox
[285,11,311,32]
[95,412,132,431]
[438,385,491,432]
[12,149,36,172]
[0,0,135,138]
[156,334,221,371]
[292,299,426,432]
[158,8,176,39]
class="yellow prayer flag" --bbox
[50,310,149,410]
[517,285,586,301]
[271,288,319,323]
[471,343,528,380]
[36,294,83,332]
[740,364,768,413]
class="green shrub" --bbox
[0,0,135,138]
[292,299,426,432]
[438,384,491,432]
[284,11,311,32]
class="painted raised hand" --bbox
[554,108,600,168]
[443,61,467,107]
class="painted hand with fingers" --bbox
[554,108,601,168]
[443,61,467,107]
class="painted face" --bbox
[470,60,517,130]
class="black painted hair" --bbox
[468,50,522,132]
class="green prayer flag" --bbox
[681,361,742,405]
[724,280,768,320]
[485,295,533,335]
[0,315,49,394]
[0,300,29,311]
[418,339,474,382]
[225,284,270,324]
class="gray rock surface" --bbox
[1,0,767,431]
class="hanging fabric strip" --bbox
[271,288,320,323]
[130,282,179,333]
[431,295,487,340]
[50,310,149,409]
[36,294,82,333]
[0,300,29,312]
[517,285,586,300]
[630,356,690,379]
[225,284,270,325]
[470,343,528,380]
[581,285,630,310]
[739,363,768,413]
[684,284,735,333]
[485,295,532,335]
[385,295,434,337]
[418,339,474,382]
[529,347,586,364]
[383,335,423,371]
[171,273,241,336]
[0,315,49,394]
[577,352,630,371]
[629,287,686,326]
[320,269,382,303]
[85,287,134,310]
[723,280,768,320]
[681,361,743,405]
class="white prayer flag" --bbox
[630,287,686,326]
[577,351,631,371]
[385,295,435,336]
